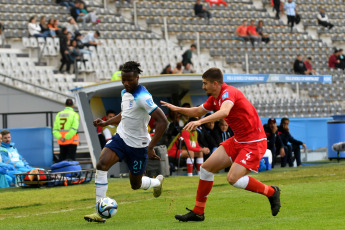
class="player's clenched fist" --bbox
[93,118,106,127]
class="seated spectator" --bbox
[75,33,92,56]
[197,117,218,159]
[162,109,181,146]
[328,48,340,69]
[167,118,210,176]
[278,118,306,167]
[194,0,211,21]
[293,54,312,75]
[161,64,173,74]
[111,65,123,81]
[0,133,19,187]
[317,8,334,30]
[102,110,118,142]
[182,63,195,73]
[247,20,262,46]
[172,62,183,74]
[256,20,270,44]
[213,119,233,146]
[182,44,196,67]
[39,16,55,38]
[0,130,35,173]
[28,16,50,38]
[81,31,101,48]
[234,20,249,41]
[68,40,83,65]
[264,118,285,168]
[179,103,191,127]
[56,0,75,10]
[66,17,79,37]
[76,2,101,27]
[48,19,62,36]
[304,57,316,74]
[337,49,345,70]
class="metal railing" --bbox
[0,111,56,129]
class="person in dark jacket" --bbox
[182,44,196,67]
[194,0,211,20]
[293,55,312,75]
[264,118,285,168]
[278,117,306,167]
[59,29,73,73]
[213,119,233,146]
[197,114,218,160]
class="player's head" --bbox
[0,129,11,144]
[280,117,289,131]
[121,61,142,93]
[201,67,223,96]
[65,98,74,107]
[106,110,116,120]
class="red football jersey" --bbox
[202,83,266,143]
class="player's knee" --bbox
[96,162,108,171]
[227,174,238,185]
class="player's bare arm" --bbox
[93,113,122,127]
[184,101,233,131]
[147,107,169,160]
[160,101,207,118]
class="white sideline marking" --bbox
[0,198,155,220]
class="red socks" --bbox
[193,179,213,215]
[245,176,275,197]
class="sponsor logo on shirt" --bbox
[222,92,229,100]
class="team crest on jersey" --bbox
[146,98,153,106]
[222,92,229,100]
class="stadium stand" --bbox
[0,0,344,117]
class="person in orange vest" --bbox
[53,99,79,161]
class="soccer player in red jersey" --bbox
[161,68,281,221]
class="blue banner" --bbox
[224,74,332,83]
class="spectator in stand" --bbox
[39,16,55,38]
[264,118,285,168]
[337,49,345,70]
[293,54,312,75]
[79,2,100,27]
[328,48,340,69]
[162,109,181,147]
[68,39,82,66]
[81,31,101,48]
[48,19,62,37]
[278,117,306,167]
[247,20,261,46]
[102,110,118,142]
[304,57,316,74]
[111,65,123,81]
[161,64,173,74]
[56,0,75,10]
[0,130,35,173]
[71,1,82,21]
[172,62,183,74]
[179,103,191,128]
[273,0,281,19]
[0,133,20,187]
[234,20,249,41]
[182,44,196,67]
[183,63,195,73]
[284,0,297,32]
[66,17,79,37]
[75,33,92,56]
[256,20,270,44]
[59,31,73,73]
[194,0,212,21]
[317,9,334,30]
[28,16,50,38]
[167,118,210,176]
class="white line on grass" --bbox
[0,198,155,221]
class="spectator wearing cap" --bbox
[304,57,316,74]
[264,118,285,168]
[53,99,80,161]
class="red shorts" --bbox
[220,136,267,173]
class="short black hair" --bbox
[122,61,143,75]
[280,117,289,126]
[119,65,124,71]
[307,57,312,60]
[95,30,100,37]
[202,67,223,84]
[0,129,10,136]
[191,44,196,49]
[182,102,191,108]
[106,110,115,115]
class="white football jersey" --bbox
[117,85,158,148]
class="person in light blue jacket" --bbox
[284,0,296,32]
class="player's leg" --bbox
[175,145,231,221]
[180,150,194,176]
[126,147,164,198]
[195,150,204,175]
[59,144,68,161]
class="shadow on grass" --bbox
[0,203,42,210]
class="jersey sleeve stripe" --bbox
[202,104,210,111]
[149,106,158,115]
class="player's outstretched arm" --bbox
[148,107,169,160]
[160,101,207,118]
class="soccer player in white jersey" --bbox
[84,61,169,223]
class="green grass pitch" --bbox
[1,162,345,230]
